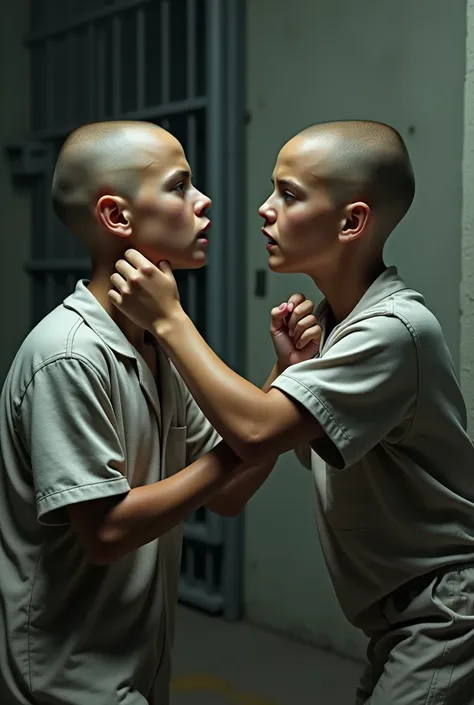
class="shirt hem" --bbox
[37,477,130,525]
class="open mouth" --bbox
[197,220,211,240]
[262,228,277,246]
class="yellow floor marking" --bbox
[172,673,228,692]
[171,673,279,705]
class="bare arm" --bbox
[204,365,281,516]
[69,441,251,565]
[154,312,323,463]
[201,290,321,515]
[71,326,313,553]
[108,255,323,482]
[108,254,324,464]
[204,459,276,516]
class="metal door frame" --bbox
[204,0,246,620]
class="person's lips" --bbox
[196,220,211,243]
[262,227,278,247]
[197,220,211,236]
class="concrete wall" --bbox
[245,0,466,659]
[462,0,474,434]
[0,0,31,383]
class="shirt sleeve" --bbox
[271,315,418,469]
[18,357,130,525]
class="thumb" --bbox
[271,303,289,333]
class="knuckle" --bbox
[295,301,310,315]
[289,293,304,306]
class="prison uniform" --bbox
[273,267,474,704]
[0,280,219,705]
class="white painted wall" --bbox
[245,0,466,659]
[0,0,30,383]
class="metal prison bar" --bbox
[9,0,246,620]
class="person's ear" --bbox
[96,195,133,238]
[339,202,370,243]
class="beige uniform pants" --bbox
[356,563,474,705]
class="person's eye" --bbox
[283,191,296,203]
[173,181,186,193]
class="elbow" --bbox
[69,499,130,566]
[83,530,125,567]
[235,429,272,466]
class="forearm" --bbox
[93,442,244,563]
[154,313,275,458]
[206,456,277,515]
[204,367,282,515]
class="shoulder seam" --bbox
[17,353,108,417]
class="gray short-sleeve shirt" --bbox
[272,267,474,633]
[0,281,219,705]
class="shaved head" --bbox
[51,120,211,271]
[259,120,415,281]
[52,120,181,239]
[290,120,415,236]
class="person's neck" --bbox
[312,258,386,323]
[87,264,146,352]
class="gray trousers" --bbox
[356,563,474,705]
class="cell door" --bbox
[9,0,246,620]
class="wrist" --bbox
[151,308,189,341]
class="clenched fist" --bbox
[271,293,321,370]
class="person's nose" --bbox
[258,199,277,224]
[194,190,212,215]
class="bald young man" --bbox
[0,121,320,705]
[110,120,474,705]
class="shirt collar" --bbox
[63,279,138,359]
[62,280,182,443]
[316,266,413,329]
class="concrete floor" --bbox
[171,606,364,705]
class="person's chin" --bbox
[171,252,208,271]
[267,254,289,273]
